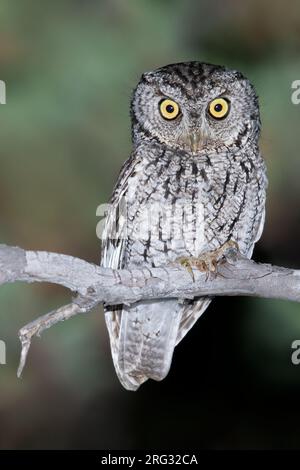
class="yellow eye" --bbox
[208,98,230,119]
[159,99,180,120]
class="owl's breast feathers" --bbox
[116,144,266,266]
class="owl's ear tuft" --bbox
[233,70,246,81]
[140,71,155,85]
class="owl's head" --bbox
[131,62,260,154]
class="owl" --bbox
[101,62,267,391]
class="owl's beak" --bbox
[188,132,205,153]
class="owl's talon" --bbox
[221,240,239,262]
[176,240,240,281]
[177,258,196,281]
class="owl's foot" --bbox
[176,240,239,281]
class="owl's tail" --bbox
[105,298,210,391]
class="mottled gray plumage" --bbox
[101,62,267,390]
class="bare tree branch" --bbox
[0,243,299,376]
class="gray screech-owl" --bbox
[101,62,267,391]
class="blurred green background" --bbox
[0,0,300,449]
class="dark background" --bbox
[0,0,300,449]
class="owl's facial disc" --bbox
[159,97,205,152]
[181,97,231,153]
[131,62,260,154]
[157,96,213,153]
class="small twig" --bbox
[17,301,91,377]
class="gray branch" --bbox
[0,243,299,376]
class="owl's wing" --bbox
[101,154,193,391]
[257,208,266,241]
[244,205,266,259]
[175,298,212,345]
[101,154,147,389]
[100,201,124,387]
[101,154,137,269]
